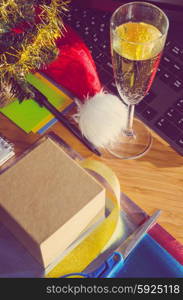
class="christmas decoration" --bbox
[74,91,128,148]
[0,0,68,108]
[43,26,127,150]
[43,25,102,100]
[0,1,127,150]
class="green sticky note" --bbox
[0,73,72,133]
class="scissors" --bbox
[60,210,161,278]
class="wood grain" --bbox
[1,112,183,244]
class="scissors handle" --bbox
[88,252,124,278]
[60,252,124,278]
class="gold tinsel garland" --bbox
[0,0,69,107]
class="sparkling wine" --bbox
[112,22,164,104]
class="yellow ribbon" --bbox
[46,159,124,277]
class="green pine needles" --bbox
[0,0,69,107]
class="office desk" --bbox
[0,112,183,245]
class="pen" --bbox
[33,87,101,156]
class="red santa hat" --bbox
[42,26,127,149]
[42,25,102,101]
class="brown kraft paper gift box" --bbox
[0,136,105,268]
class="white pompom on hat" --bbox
[74,91,128,148]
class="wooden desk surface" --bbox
[1,112,183,244]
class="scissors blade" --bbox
[118,209,161,259]
[84,210,161,273]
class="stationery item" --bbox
[0,136,14,166]
[120,192,183,265]
[60,210,161,278]
[46,150,183,278]
[0,73,73,133]
[0,136,105,268]
[0,135,182,277]
[34,89,101,156]
[116,234,183,278]
[37,102,76,134]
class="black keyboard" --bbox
[63,5,183,156]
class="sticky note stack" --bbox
[0,73,74,134]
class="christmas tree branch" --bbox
[0,0,69,107]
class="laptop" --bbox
[63,0,183,156]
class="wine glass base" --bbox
[104,118,152,160]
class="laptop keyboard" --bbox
[63,6,183,156]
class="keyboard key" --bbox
[91,46,102,57]
[170,62,183,75]
[101,12,111,20]
[75,22,82,30]
[95,52,109,64]
[161,55,172,67]
[99,23,107,30]
[107,81,118,94]
[175,98,183,112]
[144,91,156,103]
[91,20,96,27]
[142,107,157,121]
[177,117,183,130]
[101,40,110,54]
[91,13,107,26]
[165,40,171,49]
[170,43,181,57]
[105,61,113,74]
[99,68,113,84]
[84,32,99,43]
[171,79,183,92]
[93,36,100,44]
[176,137,183,148]
[136,101,147,113]
[155,118,181,140]
[180,50,183,61]
[83,31,96,44]
[160,71,174,84]
[73,7,79,12]
[88,44,94,54]
[165,108,182,122]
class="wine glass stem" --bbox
[125,104,135,136]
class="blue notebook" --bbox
[114,234,183,278]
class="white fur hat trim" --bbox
[74,91,127,148]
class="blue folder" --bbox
[65,234,183,278]
[114,234,183,278]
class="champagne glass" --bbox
[109,1,169,159]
